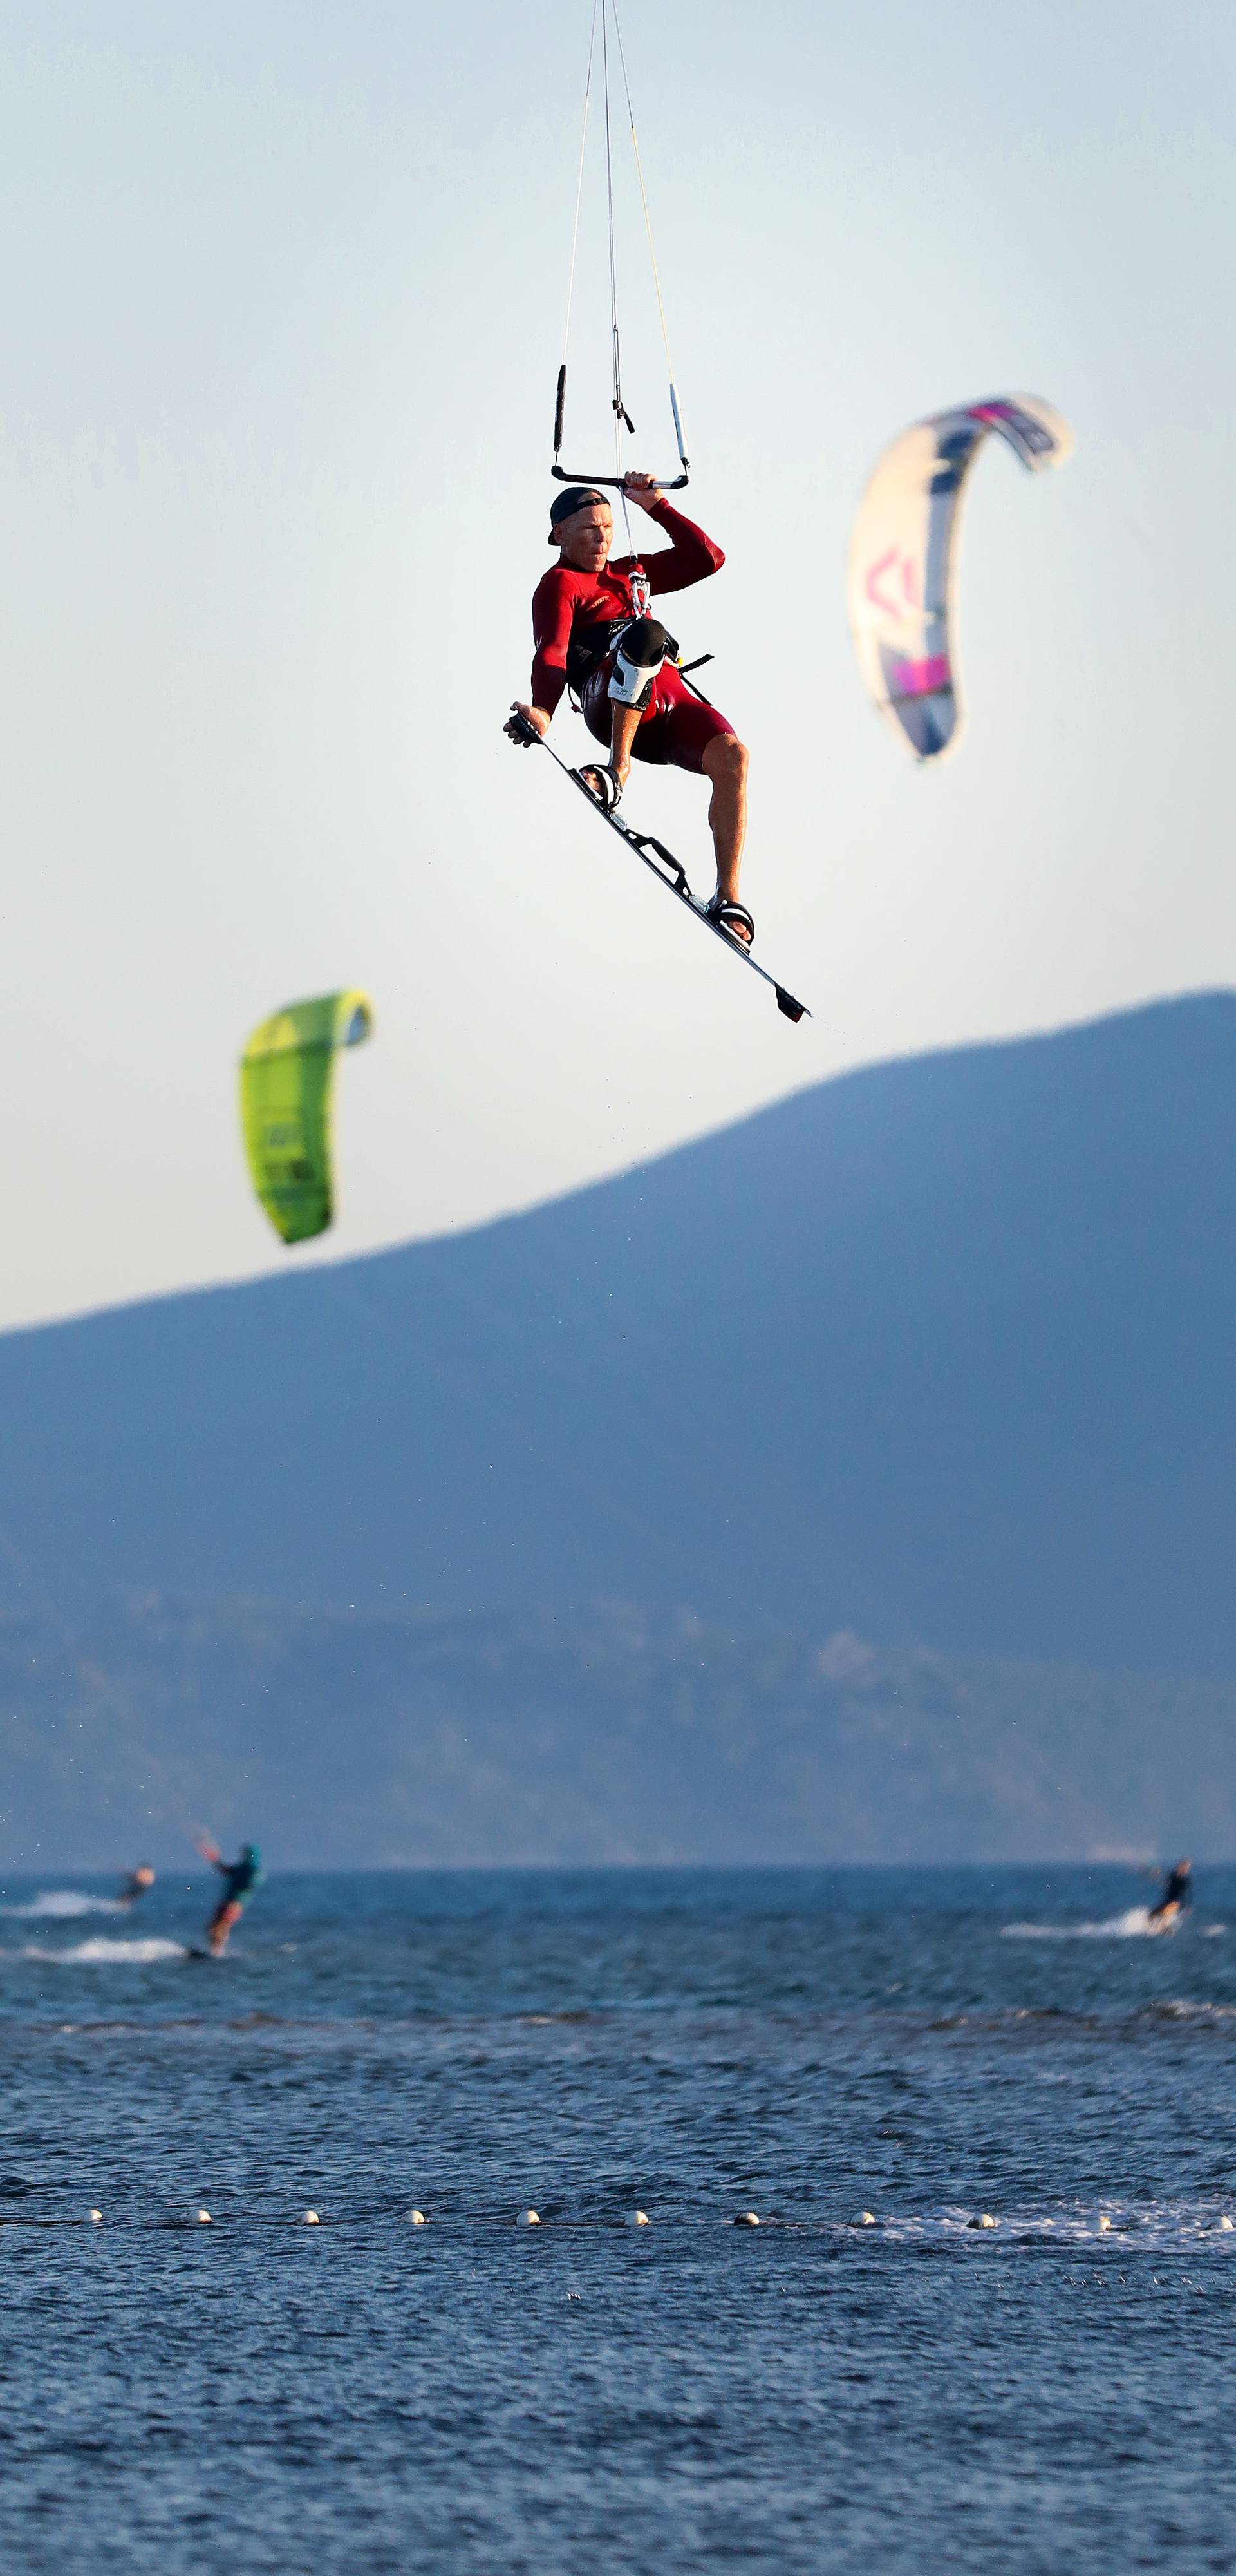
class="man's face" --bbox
[554,499,613,572]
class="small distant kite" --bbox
[847,393,1073,762]
[239,990,373,1245]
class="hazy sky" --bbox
[0,0,1231,1329]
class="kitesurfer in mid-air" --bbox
[117,1864,155,1909]
[1148,1857,1193,1929]
[506,473,754,947]
[197,1839,263,1956]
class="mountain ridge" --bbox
[2,990,1235,1678]
[3,1591,1232,1870]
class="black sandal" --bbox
[578,762,624,813]
[704,895,755,949]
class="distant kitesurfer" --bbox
[1148,1857,1193,1929]
[117,1864,155,1909]
[506,474,754,947]
[198,1839,263,1956]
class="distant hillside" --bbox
[2,994,1235,1676]
[1,1593,1232,1870]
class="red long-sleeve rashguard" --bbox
[530,498,724,716]
[529,498,734,775]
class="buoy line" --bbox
[13,2203,1236,2236]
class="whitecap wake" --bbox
[15,1937,186,1965]
[1002,1908,1175,1940]
[0,1891,124,1919]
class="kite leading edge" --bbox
[848,393,1074,762]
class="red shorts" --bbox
[583,658,735,775]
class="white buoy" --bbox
[968,2213,997,2230]
[856,2211,877,2228]
[518,2210,541,2228]
[196,2210,211,2224]
[734,2211,761,2226]
[1219,2215,1234,2232]
[406,2208,427,2226]
[628,2210,651,2227]
[88,2209,102,2224]
[303,2210,320,2226]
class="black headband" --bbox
[549,486,607,531]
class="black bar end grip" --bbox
[553,365,566,456]
[550,469,690,493]
[509,712,541,746]
[552,468,625,490]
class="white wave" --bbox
[867,2198,1236,2248]
[16,1937,186,1965]
[1002,1907,1176,1940]
[0,1891,125,1919]
[1149,1998,1236,2022]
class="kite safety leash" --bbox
[552,0,689,507]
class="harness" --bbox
[566,611,680,702]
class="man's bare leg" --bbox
[207,1900,242,1958]
[609,701,642,786]
[581,702,642,801]
[702,734,749,904]
[583,719,753,940]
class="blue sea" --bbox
[2,1864,1235,2573]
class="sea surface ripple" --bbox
[1,1864,1235,2573]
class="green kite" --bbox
[239,990,373,1245]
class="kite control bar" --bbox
[509,712,809,1023]
[552,365,689,495]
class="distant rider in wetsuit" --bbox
[198,1840,263,1956]
[1148,1858,1192,1927]
[117,1864,155,1909]
[505,473,754,949]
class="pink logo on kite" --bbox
[865,549,919,616]
[889,654,951,697]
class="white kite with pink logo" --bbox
[847,393,1073,762]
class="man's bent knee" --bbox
[608,617,670,709]
[704,733,749,778]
